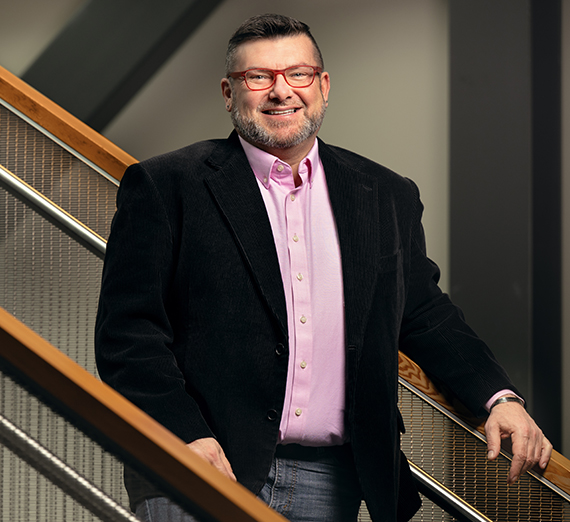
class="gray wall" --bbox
[0,0,87,75]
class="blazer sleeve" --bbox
[95,163,214,443]
[398,179,519,417]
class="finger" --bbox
[218,451,237,481]
[508,432,530,484]
[187,438,236,480]
[204,443,236,481]
[520,426,545,475]
[485,419,502,461]
[211,444,236,481]
[529,430,544,470]
[539,437,553,469]
[507,454,526,484]
[517,434,538,477]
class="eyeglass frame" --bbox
[227,65,323,91]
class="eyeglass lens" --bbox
[245,66,316,89]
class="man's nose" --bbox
[269,73,293,99]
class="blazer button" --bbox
[275,343,285,356]
[267,409,278,421]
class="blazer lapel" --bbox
[203,135,288,339]
[319,142,385,348]
[202,135,396,347]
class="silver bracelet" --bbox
[490,396,525,410]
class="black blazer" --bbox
[95,131,517,521]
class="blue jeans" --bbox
[135,445,363,521]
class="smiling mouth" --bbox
[263,108,299,115]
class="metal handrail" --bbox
[0,164,106,259]
[2,156,565,520]
[0,411,139,522]
[409,461,493,522]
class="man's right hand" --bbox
[186,437,237,481]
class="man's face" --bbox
[221,35,330,155]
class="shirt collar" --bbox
[239,136,319,190]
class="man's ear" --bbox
[320,71,330,106]
[221,78,233,111]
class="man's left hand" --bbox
[485,399,552,484]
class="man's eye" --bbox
[248,72,271,81]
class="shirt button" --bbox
[300,361,307,369]
[263,176,268,184]
[300,315,307,324]
[290,194,296,201]
[296,273,303,281]
[295,408,302,416]
[276,164,284,172]
[293,234,299,242]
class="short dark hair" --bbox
[225,14,324,75]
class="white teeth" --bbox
[265,109,296,115]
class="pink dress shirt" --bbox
[240,137,346,446]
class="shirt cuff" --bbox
[485,390,525,412]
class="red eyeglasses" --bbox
[228,65,322,91]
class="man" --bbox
[95,13,552,522]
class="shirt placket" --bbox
[285,179,312,437]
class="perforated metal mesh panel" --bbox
[0,103,115,368]
[0,101,129,520]
[1,99,569,521]
[0,104,117,239]
[399,385,570,521]
[0,370,129,521]
[357,497,450,522]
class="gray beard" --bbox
[231,103,326,150]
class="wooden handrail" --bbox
[0,65,134,181]
[399,351,570,497]
[0,307,287,522]
[2,59,568,509]
[0,305,568,519]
